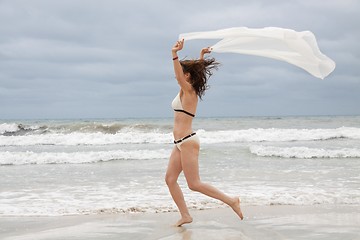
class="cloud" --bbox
[0,0,359,119]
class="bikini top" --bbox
[171,93,195,117]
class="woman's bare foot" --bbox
[230,197,243,220]
[175,214,193,227]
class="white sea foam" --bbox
[0,149,169,165]
[1,127,360,146]
[0,123,19,134]
[199,127,360,143]
[250,145,360,158]
[0,184,358,216]
[0,131,173,146]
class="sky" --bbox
[0,0,359,119]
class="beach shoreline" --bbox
[1,205,359,240]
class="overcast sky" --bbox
[0,0,359,119]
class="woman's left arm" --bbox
[200,47,211,60]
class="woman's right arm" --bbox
[172,39,192,91]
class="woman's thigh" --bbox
[180,141,200,183]
[165,146,183,181]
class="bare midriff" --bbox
[173,112,194,140]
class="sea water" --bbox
[0,116,359,216]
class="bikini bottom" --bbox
[174,132,200,151]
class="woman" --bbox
[165,39,243,227]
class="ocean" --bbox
[1,116,359,217]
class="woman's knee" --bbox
[187,181,202,192]
[165,174,177,186]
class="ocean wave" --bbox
[250,145,360,159]
[1,185,358,216]
[199,127,360,143]
[1,127,360,146]
[0,123,43,135]
[0,123,19,134]
[0,149,169,165]
[0,132,173,146]
[0,121,172,136]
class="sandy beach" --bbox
[1,205,359,240]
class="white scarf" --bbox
[179,27,335,79]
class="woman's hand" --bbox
[200,47,211,59]
[172,39,184,53]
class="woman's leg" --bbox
[165,146,193,226]
[180,141,243,220]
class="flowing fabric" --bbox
[179,27,335,79]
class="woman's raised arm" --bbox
[171,39,192,91]
[200,47,211,60]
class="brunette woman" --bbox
[165,39,243,227]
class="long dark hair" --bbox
[180,57,220,99]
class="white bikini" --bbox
[171,92,200,151]
[171,93,195,117]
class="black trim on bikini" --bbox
[174,109,195,117]
[174,132,196,144]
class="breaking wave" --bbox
[0,149,169,165]
[250,145,360,159]
[1,125,360,146]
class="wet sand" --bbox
[1,205,359,240]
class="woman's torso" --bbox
[172,90,198,139]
